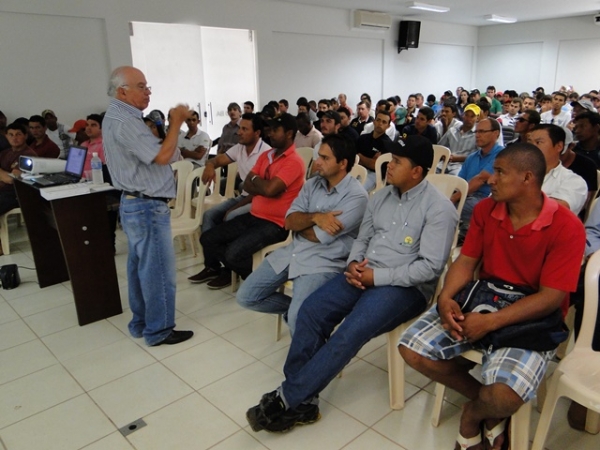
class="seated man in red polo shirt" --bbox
[190,113,305,290]
[28,115,60,158]
[399,143,585,450]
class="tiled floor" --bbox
[0,221,599,449]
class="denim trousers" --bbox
[120,196,176,346]
[459,191,488,238]
[236,258,338,335]
[201,195,251,233]
[200,213,288,279]
[280,273,427,409]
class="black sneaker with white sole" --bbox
[246,390,320,433]
[187,267,219,284]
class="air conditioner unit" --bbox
[353,10,392,30]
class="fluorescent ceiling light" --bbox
[407,2,449,13]
[484,14,517,23]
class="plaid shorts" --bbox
[399,305,555,402]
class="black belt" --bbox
[123,191,169,203]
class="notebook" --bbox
[32,146,88,187]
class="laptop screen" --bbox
[65,146,88,177]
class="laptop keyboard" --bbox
[39,173,79,185]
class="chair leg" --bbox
[531,373,563,450]
[275,314,282,341]
[431,383,446,427]
[231,272,239,293]
[387,327,406,409]
[0,214,10,255]
[510,401,531,450]
[536,375,548,413]
[585,410,600,435]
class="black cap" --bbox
[268,113,298,134]
[470,88,480,95]
[321,110,341,124]
[386,135,434,172]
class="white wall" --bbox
[0,0,476,126]
[477,16,600,93]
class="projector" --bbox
[19,156,66,175]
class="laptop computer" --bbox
[31,146,88,187]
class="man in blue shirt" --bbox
[451,118,503,241]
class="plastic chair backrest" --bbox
[431,145,451,175]
[427,174,468,248]
[181,167,207,219]
[296,147,314,178]
[578,250,600,349]
[374,153,393,192]
[170,160,194,218]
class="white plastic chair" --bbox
[296,147,314,179]
[349,159,368,187]
[387,174,468,409]
[431,145,451,175]
[170,160,194,219]
[201,162,238,212]
[170,167,209,256]
[531,251,600,449]
[0,208,23,255]
[373,153,393,193]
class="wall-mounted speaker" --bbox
[398,21,421,53]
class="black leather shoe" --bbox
[151,330,194,346]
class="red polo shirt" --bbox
[462,194,585,316]
[250,145,305,227]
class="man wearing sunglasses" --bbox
[506,109,541,146]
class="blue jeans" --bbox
[279,274,427,409]
[120,196,176,346]
[200,213,288,279]
[236,259,338,335]
[459,191,488,239]
[201,195,251,233]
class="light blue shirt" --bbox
[347,180,458,300]
[458,143,504,197]
[103,98,176,198]
[267,173,368,279]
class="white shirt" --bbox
[541,110,571,128]
[361,122,397,141]
[542,163,587,214]
[225,138,271,195]
[498,113,518,128]
[178,128,211,166]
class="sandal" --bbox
[483,418,509,450]
[456,429,482,449]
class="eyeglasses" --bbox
[475,129,495,134]
[121,84,152,92]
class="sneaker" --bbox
[246,390,286,432]
[206,271,232,290]
[188,267,219,284]
[265,403,321,432]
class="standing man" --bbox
[28,115,60,158]
[103,66,193,347]
[218,103,241,154]
[178,111,211,166]
[237,134,368,334]
[245,136,458,432]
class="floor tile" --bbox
[259,346,289,375]
[127,393,238,450]
[6,283,73,313]
[42,320,126,361]
[89,363,193,427]
[0,394,115,450]
[373,390,462,449]
[342,429,406,449]
[0,299,19,325]
[177,285,234,316]
[162,336,255,390]
[208,430,268,450]
[362,345,433,389]
[23,303,79,337]
[62,338,156,391]
[189,296,264,335]
[0,340,58,385]
[221,315,291,359]
[81,432,135,450]
[356,333,386,359]
[0,318,36,351]
[321,359,414,427]
[199,360,284,426]
[251,400,367,450]
[0,364,83,428]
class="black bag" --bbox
[0,264,20,290]
[455,279,568,351]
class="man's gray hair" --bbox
[107,67,127,97]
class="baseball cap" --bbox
[41,109,56,118]
[68,119,87,132]
[470,89,480,95]
[463,104,481,116]
[386,135,434,173]
[571,99,597,113]
[268,113,298,134]
[321,110,341,124]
